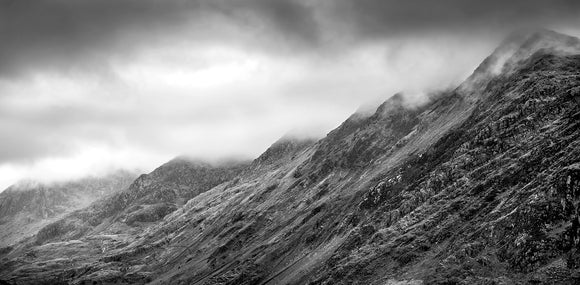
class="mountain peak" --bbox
[6,179,43,192]
[460,29,580,96]
[161,156,212,169]
[481,29,580,75]
[254,135,316,165]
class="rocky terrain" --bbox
[0,30,579,284]
[0,171,136,248]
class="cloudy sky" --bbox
[1,0,579,189]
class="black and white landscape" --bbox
[1,1,580,284]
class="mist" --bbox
[1,0,579,190]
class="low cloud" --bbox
[0,0,579,189]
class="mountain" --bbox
[0,170,137,247]
[26,157,250,246]
[1,30,580,284]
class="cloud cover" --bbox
[1,0,579,189]
[2,0,579,76]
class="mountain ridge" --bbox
[1,29,579,285]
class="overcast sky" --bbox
[1,0,579,189]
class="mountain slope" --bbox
[29,157,250,245]
[0,171,136,248]
[308,43,580,285]
[140,30,580,285]
[1,30,579,285]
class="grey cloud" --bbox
[1,0,579,78]
[326,0,580,39]
[0,0,318,78]
[1,0,580,188]
[210,0,320,46]
[0,0,200,77]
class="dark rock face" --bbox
[1,30,580,285]
[304,93,425,181]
